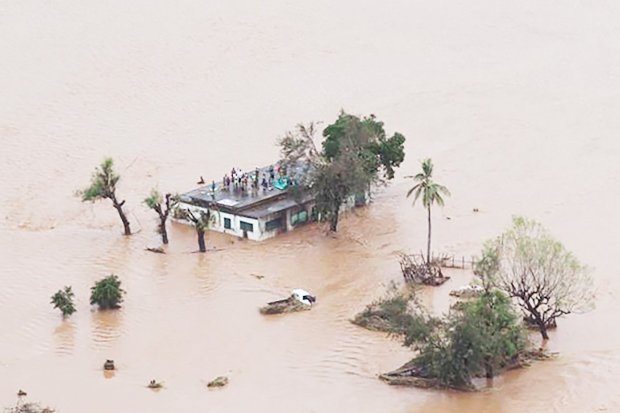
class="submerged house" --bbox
[176,164,363,241]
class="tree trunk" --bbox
[160,217,169,245]
[111,196,131,236]
[484,358,494,379]
[196,228,206,252]
[426,206,432,265]
[538,321,549,340]
[330,206,340,232]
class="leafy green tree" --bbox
[410,291,526,388]
[80,158,131,235]
[90,275,125,309]
[406,158,450,264]
[481,216,595,340]
[185,209,217,252]
[144,190,178,245]
[313,151,368,232]
[279,113,406,232]
[50,286,76,317]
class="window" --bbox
[291,209,308,226]
[265,217,283,231]
[224,217,232,230]
[240,221,254,232]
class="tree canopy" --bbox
[480,216,595,340]
[90,274,125,309]
[80,158,131,235]
[50,286,76,317]
[279,112,406,232]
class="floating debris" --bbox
[103,359,115,371]
[207,376,229,388]
[147,379,163,389]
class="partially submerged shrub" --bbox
[50,286,76,317]
[352,284,437,343]
[90,275,125,309]
[207,376,229,388]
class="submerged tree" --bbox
[279,113,406,232]
[355,285,527,390]
[481,216,595,340]
[411,290,526,388]
[406,158,450,265]
[90,275,125,309]
[185,209,217,252]
[50,286,76,317]
[144,190,178,245]
[80,158,131,235]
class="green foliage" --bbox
[406,158,450,209]
[279,112,405,231]
[79,158,131,235]
[480,216,594,339]
[90,275,125,309]
[50,286,76,317]
[413,291,527,388]
[185,208,217,231]
[322,112,406,180]
[144,189,163,210]
[80,158,119,201]
[357,285,526,389]
[352,285,438,345]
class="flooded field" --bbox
[1,1,620,412]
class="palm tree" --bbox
[406,158,450,265]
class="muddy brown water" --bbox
[1,1,620,412]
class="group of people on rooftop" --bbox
[211,164,294,195]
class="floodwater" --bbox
[1,1,620,412]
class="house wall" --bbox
[176,202,264,241]
[177,196,361,242]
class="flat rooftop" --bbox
[180,163,311,216]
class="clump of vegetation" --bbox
[407,290,527,390]
[144,190,178,245]
[207,376,229,388]
[480,216,595,340]
[90,275,125,309]
[50,286,76,317]
[351,285,435,337]
[279,113,406,232]
[79,158,131,236]
[355,284,529,390]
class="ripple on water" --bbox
[91,309,124,350]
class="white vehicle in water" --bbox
[291,289,316,306]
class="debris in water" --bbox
[103,359,115,370]
[207,376,229,388]
[147,379,163,389]
[146,246,165,254]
